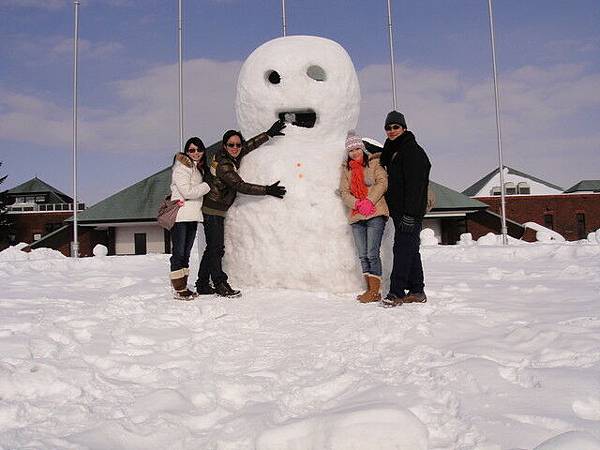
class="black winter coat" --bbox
[202,132,270,217]
[379,131,431,220]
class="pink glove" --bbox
[177,200,185,207]
[357,198,376,216]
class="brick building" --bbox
[463,168,600,241]
[2,177,86,252]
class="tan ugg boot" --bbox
[357,274,370,301]
[170,269,197,301]
[358,276,382,303]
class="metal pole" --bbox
[71,0,80,258]
[386,0,398,110]
[282,0,287,36]
[178,0,184,152]
[487,0,508,245]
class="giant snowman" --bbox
[225,36,364,293]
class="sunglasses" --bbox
[226,143,242,148]
[187,147,204,154]
[384,124,402,131]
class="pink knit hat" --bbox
[345,130,365,152]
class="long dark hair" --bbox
[178,136,208,174]
[184,136,205,153]
[222,130,244,149]
[345,150,369,170]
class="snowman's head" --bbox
[235,36,360,141]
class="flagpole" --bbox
[487,0,508,245]
[281,0,287,36]
[178,0,184,152]
[386,0,398,110]
[71,0,80,258]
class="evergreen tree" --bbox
[0,162,13,247]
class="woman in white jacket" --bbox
[169,137,210,300]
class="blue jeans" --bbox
[351,216,387,277]
[170,221,198,272]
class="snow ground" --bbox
[1,242,600,449]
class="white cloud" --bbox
[357,62,600,190]
[1,59,599,192]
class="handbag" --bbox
[157,197,181,230]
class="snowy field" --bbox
[1,240,600,450]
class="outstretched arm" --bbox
[241,120,286,158]
[217,162,268,196]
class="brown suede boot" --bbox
[356,274,370,301]
[358,276,382,303]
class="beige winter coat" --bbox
[170,153,210,222]
[339,153,389,224]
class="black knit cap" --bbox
[385,111,407,128]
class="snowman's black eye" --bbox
[307,65,326,81]
[266,70,281,84]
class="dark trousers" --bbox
[170,221,198,272]
[196,214,227,287]
[389,217,424,296]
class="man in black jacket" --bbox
[379,111,431,307]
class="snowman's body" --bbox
[225,36,364,292]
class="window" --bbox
[491,186,501,196]
[517,182,530,195]
[35,195,45,203]
[504,182,516,195]
[576,213,586,239]
[16,196,25,203]
[543,214,554,230]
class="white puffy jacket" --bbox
[170,153,210,222]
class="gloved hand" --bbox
[177,200,185,207]
[265,181,286,199]
[266,119,286,137]
[398,214,416,232]
[356,198,376,216]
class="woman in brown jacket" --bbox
[339,131,389,303]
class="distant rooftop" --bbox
[462,166,564,197]
[5,176,73,204]
[563,180,600,193]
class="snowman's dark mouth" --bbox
[278,109,317,128]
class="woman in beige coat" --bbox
[339,131,389,303]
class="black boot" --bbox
[214,281,241,298]
[196,283,215,295]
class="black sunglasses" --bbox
[226,143,242,148]
[384,124,402,131]
[187,147,204,154]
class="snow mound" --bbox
[420,228,439,246]
[93,244,108,257]
[534,431,600,450]
[523,222,566,243]
[458,232,475,246]
[0,244,65,262]
[476,232,525,246]
[256,407,428,450]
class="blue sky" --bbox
[1,0,599,204]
